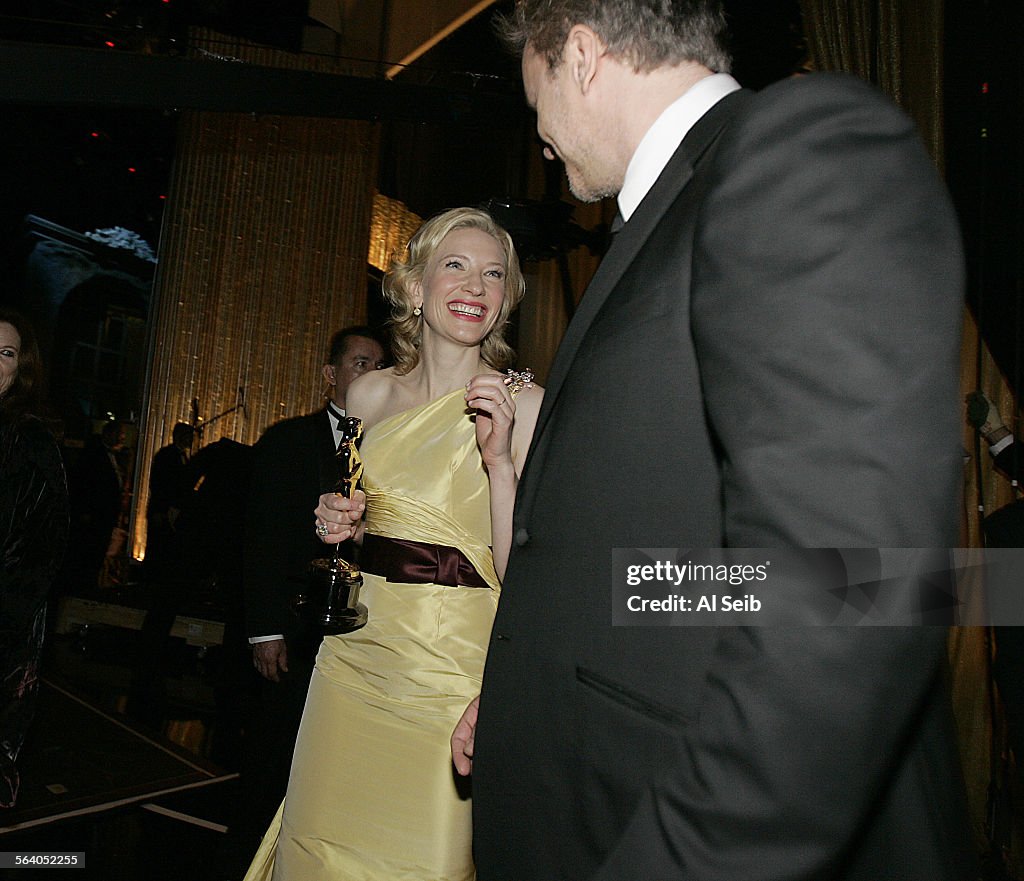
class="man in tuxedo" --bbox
[969,393,1024,791]
[455,2,973,879]
[144,421,194,579]
[242,325,386,827]
[971,391,1022,482]
[63,420,127,594]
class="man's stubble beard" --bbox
[566,164,621,203]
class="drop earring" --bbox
[413,306,422,316]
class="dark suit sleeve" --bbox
[594,75,965,879]
[993,439,1023,484]
[243,418,321,641]
[147,446,184,516]
[0,418,70,610]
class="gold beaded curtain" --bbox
[132,29,379,559]
[368,192,422,273]
[799,0,1008,859]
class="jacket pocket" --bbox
[575,666,690,728]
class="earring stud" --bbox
[413,306,422,316]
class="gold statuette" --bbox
[294,416,368,633]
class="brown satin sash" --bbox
[361,533,490,589]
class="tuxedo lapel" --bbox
[535,182,686,430]
[520,90,750,509]
[314,408,339,491]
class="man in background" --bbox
[63,420,127,594]
[144,421,194,581]
[241,326,386,830]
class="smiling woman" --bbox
[417,226,509,346]
[383,206,525,377]
[243,208,542,881]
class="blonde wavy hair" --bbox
[384,207,526,374]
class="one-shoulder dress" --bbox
[245,388,499,881]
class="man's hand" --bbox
[451,695,480,776]
[252,639,289,682]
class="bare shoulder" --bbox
[511,382,543,462]
[346,369,400,430]
[513,382,544,426]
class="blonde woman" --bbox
[246,207,541,880]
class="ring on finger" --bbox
[315,521,329,537]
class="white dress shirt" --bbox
[617,72,741,223]
[326,402,347,449]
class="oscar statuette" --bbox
[294,416,368,634]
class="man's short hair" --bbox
[172,421,195,446]
[495,0,731,74]
[326,326,387,366]
[101,420,122,444]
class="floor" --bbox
[4,588,1020,881]
[0,590,264,881]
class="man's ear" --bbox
[322,363,337,389]
[564,24,603,94]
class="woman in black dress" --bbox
[0,308,68,807]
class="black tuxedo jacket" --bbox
[144,443,190,571]
[244,408,339,645]
[69,438,121,534]
[993,439,1022,485]
[147,444,189,516]
[473,74,973,880]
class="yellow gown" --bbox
[245,388,499,881]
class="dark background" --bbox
[1,0,1020,398]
